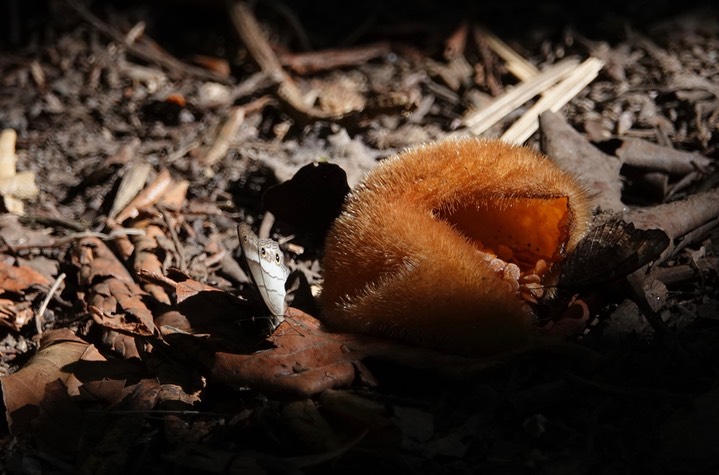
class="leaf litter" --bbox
[0,2,718,474]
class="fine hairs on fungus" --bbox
[320,138,591,356]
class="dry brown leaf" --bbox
[85,277,155,336]
[0,299,35,331]
[207,308,569,397]
[202,310,384,396]
[105,221,135,261]
[625,188,719,259]
[73,236,134,285]
[0,259,50,293]
[210,308,367,398]
[98,327,142,359]
[136,268,224,304]
[158,179,189,210]
[73,237,157,339]
[1,329,102,433]
[199,107,246,167]
[2,326,168,463]
[282,399,346,452]
[175,279,223,303]
[0,259,50,329]
[138,270,256,349]
[114,168,172,223]
[318,389,394,432]
[77,378,129,405]
[132,225,172,305]
[0,214,54,249]
[78,379,163,474]
[108,161,152,219]
[157,383,202,406]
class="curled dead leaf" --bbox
[0,260,51,293]
[113,168,172,223]
[73,237,157,339]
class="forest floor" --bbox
[0,1,718,474]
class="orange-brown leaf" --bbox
[114,168,172,223]
[210,308,368,398]
[0,299,35,330]
[73,237,134,286]
[1,329,100,433]
[0,259,50,293]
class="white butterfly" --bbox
[238,222,290,328]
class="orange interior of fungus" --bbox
[435,196,572,272]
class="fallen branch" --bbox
[614,137,713,174]
[625,188,719,260]
[540,111,624,213]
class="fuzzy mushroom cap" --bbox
[320,138,591,355]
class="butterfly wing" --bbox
[257,238,290,317]
[559,219,670,288]
[238,223,289,318]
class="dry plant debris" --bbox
[0,1,718,473]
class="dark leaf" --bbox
[263,162,350,243]
[559,219,670,288]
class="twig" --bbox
[279,42,391,75]
[460,58,579,136]
[266,0,312,51]
[230,71,276,102]
[669,217,719,258]
[625,188,719,259]
[615,137,712,175]
[444,22,469,59]
[35,273,66,335]
[652,265,698,286]
[18,214,88,232]
[7,228,146,251]
[226,1,348,121]
[476,26,539,81]
[501,57,604,144]
[76,229,146,239]
[258,212,276,239]
[159,207,186,272]
[63,0,230,83]
[474,27,501,96]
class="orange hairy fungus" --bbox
[320,138,591,355]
